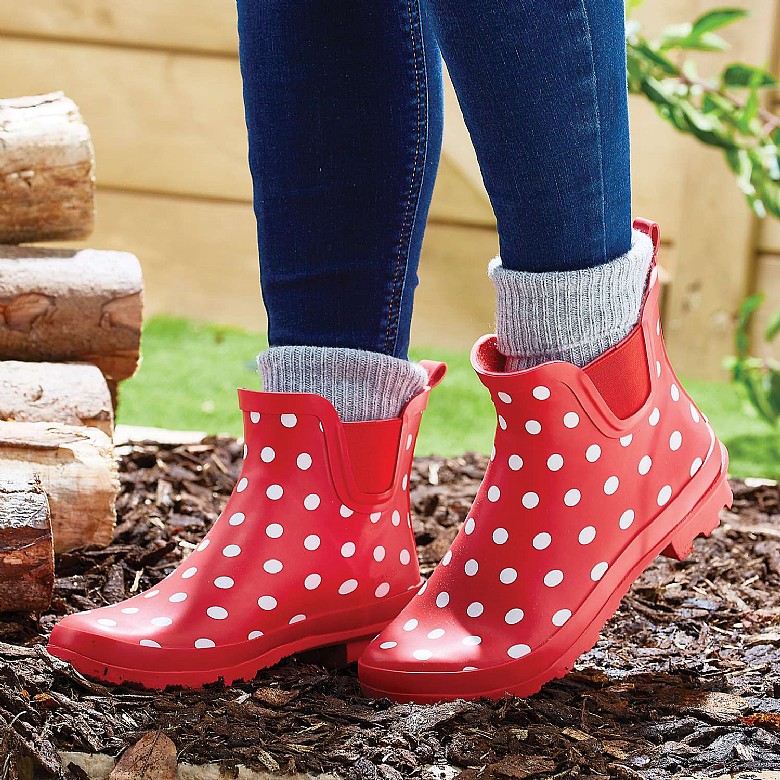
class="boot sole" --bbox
[360,442,732,702]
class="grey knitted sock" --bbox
[489,229,654,370]
[257,346,429,422]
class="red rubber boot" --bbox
[359,219,732,703]
[48,361,446,689]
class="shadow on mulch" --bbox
[3,438,780,779]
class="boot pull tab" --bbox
[633,217,660,260]
[419,360,447,389]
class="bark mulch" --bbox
[3,437,780,779]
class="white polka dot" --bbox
[280,414,297,427]
[669,431,682,451]
[266,484,283,500]
[656,360,662,378]
[436,591,450,608]
[508,454,523,471]
[522,492,540,509]
[223,544,241,557]
[508,644,531,659]
[214,576,234,589]
[462,635,482,646]
[497,391,513,404]
[413,649,432,661]
[297,453,312,470]
[207,606,228,620]
[690,457,703,476]
[657,485,673,505]
[340,542,356,558]
[289,614,306,624]
[399,549,411,565]
[464,559,479,576]
[533,385,551,400]
[619,509,635,530]
[403,619,418,631]
[490,445,496,461]
[370,512,381,523]
[375,582,390,598]
[532,532,552,550]
[492,527,509,545]
[263,559,283,574]
[638,456,652,475]
[169,592,187,603]
[228,512,245,526]
[467,602,484,618]
[649,407,661,426]
[236,477,248,493]
[150,616,172,627]
[563,412,579,428]
[258,595,277,610]
[657,320,661,335]
[340,505,353,518]
[380,641,397,650]
[97,618,116,627]
[339,579,358,595]
[578,526,596,545]
[591,561,609,581]
[500,567,518,584]
[525,420,542,435]
[604,476,619,495]
[552,609,572,626]
[373,545,386,562]
[304,493,320,511]
[464,517,476,534]
[564,489,581,506]
[671,384,680,402]
[261,447,275,462]
[391,510,401,526]
[417,582,428,595]
[194,638,215,649]
[547,453,564,471]
[265,523,283,539]
[691,404,700,422]
[402,474,408,490]
[427,628,445,640]
[406,433,413,450]
[248,631,263,640]
[441,550,453,566]
[620,434,633,447]
[250,411,261,424]
[140,639,161,648]
[497,415,507,431]
[304,573,321,590]
[144,589,160,599]
[505,608,524,624]
[303,534,320,551]
[586,444,601,462]
[243,443,248,460]
[121,607,139,614]
[487,485,501,502]
[182,567,198,579]
[544,570,564,587]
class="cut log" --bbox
[0,245,143,380]
[0,361,113,435]
[0,422,117,553]
[0,92,95,243]
[0,468,53,613]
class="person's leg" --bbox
[425,0,648,369]
[236,0,444,419]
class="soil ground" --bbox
[3,437,780,779]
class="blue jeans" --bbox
[236,0,632,359]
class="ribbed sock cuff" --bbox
[488,229,654,370]
[257,346,429,422]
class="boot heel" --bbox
[300,634,376,668]
[661,476,732,561]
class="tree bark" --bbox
[0,92,95,243]
[0,245,143,380]
[0,468,53,613]
[0,361,113,435]
[0,423,117,553]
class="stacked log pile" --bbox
[0,92,143,612]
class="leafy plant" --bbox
[726,294,780,426]
[626,3,780,219]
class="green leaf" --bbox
[766,310,780,342]
[691,8,749,36]
[635,41,680,75]
[723,63,778,88]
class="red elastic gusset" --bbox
[343,419,403,495]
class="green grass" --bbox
[118,316,780,479]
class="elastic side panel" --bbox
[342,419,403,495]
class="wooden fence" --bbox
[1,0,778,378]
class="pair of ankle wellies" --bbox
[48,220,732,702]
